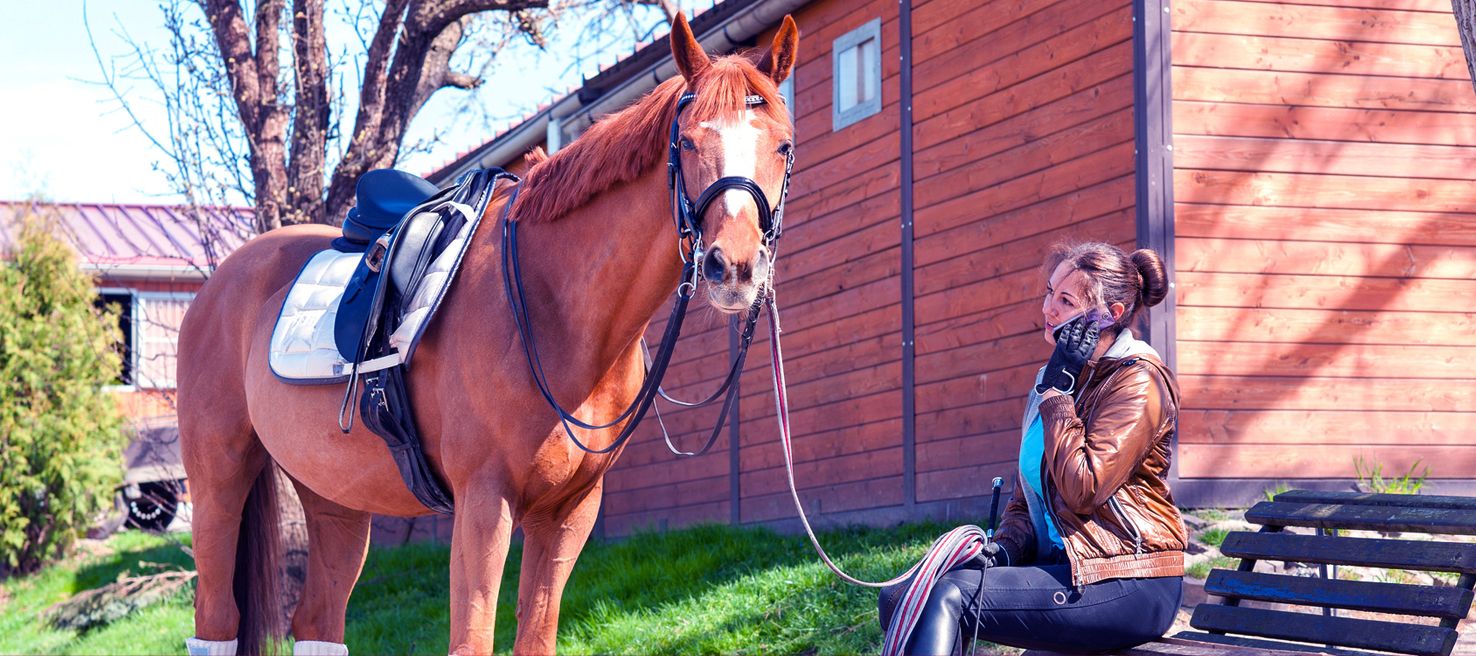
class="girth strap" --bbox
[360,367,455,514]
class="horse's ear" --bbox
[670,13,710,82]
[758,15,800,84]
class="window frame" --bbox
[831,18,883,131]
[133,291,195,390]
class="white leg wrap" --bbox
[294,640,349,656]
[185,637,238,656]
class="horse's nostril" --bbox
[702,247,727,284]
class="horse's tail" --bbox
[234,464,286,656]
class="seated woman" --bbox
[881,242,1187,654]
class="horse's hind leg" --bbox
[180,410,269,644]
[512,484,604,655]
[288,480,371,651]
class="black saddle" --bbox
[331,168,503,365]
[333,169,440,252]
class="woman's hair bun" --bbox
[1130,249,1169,308]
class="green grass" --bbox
[1197,527,1229,548]
[1184,508,1231,523]
[3,521,961,655]
[0,532,196,655]
[1185,556,1239,581]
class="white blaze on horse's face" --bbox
[699,111,763,217]
[692,109,782,314]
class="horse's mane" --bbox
[511,54,788,223]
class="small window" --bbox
[779,74,797,140]
[780,74,796,116]
[135,293,193,389]
[96,290,136,387]
[832,18,882,131]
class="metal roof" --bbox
[0,200,253,278]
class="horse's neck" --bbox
[478,164,681,405]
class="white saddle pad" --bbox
[268,216,473,383]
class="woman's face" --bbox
[1042,261,1092,345]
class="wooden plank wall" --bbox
[737,0,905,527]
[602,0,906,536]
[1171,0,1476,484]
[600,0,1142,535]
[909,0,1138,504]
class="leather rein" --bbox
[501,91,791,456]
[503,89,911,591]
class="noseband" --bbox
[502,88,795,456]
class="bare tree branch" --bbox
[288,0,329,224]
[200,0,261,130]
[101,0,661,234]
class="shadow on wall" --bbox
[1172,0,1476,487]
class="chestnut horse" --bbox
[177,14,799,655]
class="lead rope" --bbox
[765,289,1002,656]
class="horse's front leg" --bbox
[512,483,603,654]
[449,489,515,655]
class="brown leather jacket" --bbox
[994,346,1187,587]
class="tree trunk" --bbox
[1457,1,1476,96]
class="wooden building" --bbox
[436,0,1476,537]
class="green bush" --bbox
[0,211,128,577]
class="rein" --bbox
[502,90,790,456]
[502,86,973,616]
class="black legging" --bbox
[878,557,1181,655]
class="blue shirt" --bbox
[1019,415,1065,550]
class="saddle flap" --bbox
[333,254,386,362]
[389,209,449,299]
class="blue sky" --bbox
[0,1,681,205]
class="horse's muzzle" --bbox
[701,246,769,313]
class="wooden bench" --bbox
[1027,489,1476,656]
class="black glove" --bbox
[957,541,1009,570]
[1036,313,1101,396]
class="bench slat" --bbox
[1220,531,1476,575]
[1275,490,1476,512]
[1169,632,1388,655]
[1246,501,1476,536]
[1023,635,1345,655]
[1190,605,1457,656]
[1205,570,1474,620]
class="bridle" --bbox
[501,89,793,456]
[505,86,934,595]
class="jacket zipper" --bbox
[1108,495,1144,555]
[1040,466,1083,589]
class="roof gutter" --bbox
[82,263,210,281]
[430,0,811,185]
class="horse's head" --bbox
[669,13,799,313]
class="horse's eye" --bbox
[777,140,794,156]
[680,137,696,151]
